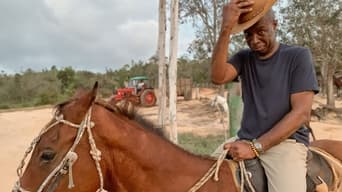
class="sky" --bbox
[0,0,194,74]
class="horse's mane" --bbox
[53,95,165,138]
[95,99,215,159]
[55,96,214,160]
[94,99,218,162]
[96,98,165,138]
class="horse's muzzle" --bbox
[12,187,22,192]
[12,181,30,192]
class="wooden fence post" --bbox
[227,82,243,137]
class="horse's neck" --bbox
[95,108,216,191]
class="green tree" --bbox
[57,67,76,95]
[279,0,342,107]
[179,0,246,60]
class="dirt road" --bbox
[0,108,52,191]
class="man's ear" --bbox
[272,19,278,31]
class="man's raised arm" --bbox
[211,0,253,84]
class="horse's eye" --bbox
[40,150,56,162]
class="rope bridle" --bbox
[13,105,108,192]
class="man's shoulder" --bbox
[279,44,310,55]
[236,48,252,55]
[233,48,252,60]
[279,44,314,68]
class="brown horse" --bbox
[13,83,342,192]
[13,83,237,192]
[311,139,342,163]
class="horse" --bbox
[210,95,230,139]
[13,82,342,192]
[210,95,229,114]
[12,82,237,192]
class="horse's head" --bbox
[13,82,106,192]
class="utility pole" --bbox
[168,0,179,143]
[157,0,167,133]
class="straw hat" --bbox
[231,0,277,34]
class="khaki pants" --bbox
[212,138,308,192]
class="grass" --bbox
[178,133,226,155]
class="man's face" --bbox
[244,16,277,56]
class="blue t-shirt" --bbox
[229,44,319,145]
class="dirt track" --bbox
[1,89,341,191]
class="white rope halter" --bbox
[13,106,108,192]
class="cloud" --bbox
[0,0,184,74]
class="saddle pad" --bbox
[226,159,267,192]
[310,147,342,191]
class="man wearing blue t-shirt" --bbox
[211,0,319,191]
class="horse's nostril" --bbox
[12,187,22,192]
[12,181,24,192]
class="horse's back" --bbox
[310,139,342,162]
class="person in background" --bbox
[136,80,145,93]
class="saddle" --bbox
[227,147,342,192]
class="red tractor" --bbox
[112,76,157,107]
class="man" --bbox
[211,0,319,191]
[137,80,145,93]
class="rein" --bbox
[188,149,254,192]
[187,149,228,192]
[13,105,108,192]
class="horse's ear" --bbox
[90,81,99,103]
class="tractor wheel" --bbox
[140,89,157,107]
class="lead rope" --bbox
[239,161,256,192]
[188,149,229,192]
[188,149,256,192]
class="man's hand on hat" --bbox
[221,0,254,32]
